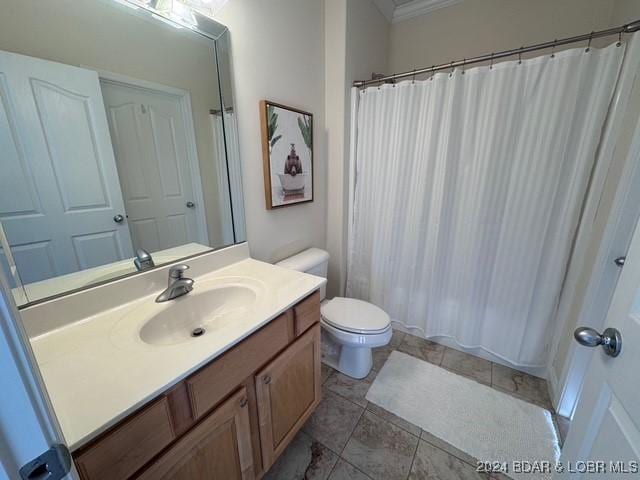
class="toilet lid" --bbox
[321,297,390,335]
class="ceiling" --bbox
[373,0,463,23]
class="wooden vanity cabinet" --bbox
[256,324,321,470]
[74,398,176,480]
[136,388,254,480]
[73,290,321,480]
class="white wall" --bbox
[610,0,640,26]
[216,0,327,263]
[216,0,387,286]
[388,0,623,73]
[325,0,389,297]
[325,0,349,298]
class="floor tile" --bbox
[264,430,338,480]
[328,459,373,480]
[322,363,336,385]
[491,363,552,409]
[388,329,406,348]
[420,430,477,467]
[409,439,488,480]
[342,411,419,480]
[366,402,421,437]
[397,334,446,365]
[441,348,492,385]
[303,389,364,454]
[371,345,394,371]
[325,370,377,407]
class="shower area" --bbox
[346,22,640,378]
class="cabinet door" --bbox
[136,387,254,480]
[255,324,321,470]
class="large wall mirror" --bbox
[0,0,245,307]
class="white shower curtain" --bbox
[346,43,625,368]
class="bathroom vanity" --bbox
[74,291,321,480]
[22,247,325,480]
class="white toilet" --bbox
[277,248,392,379]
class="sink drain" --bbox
[191,327,205,337]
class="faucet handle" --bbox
[169,264,190,279]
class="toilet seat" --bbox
[320,297,390,335]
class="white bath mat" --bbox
[366,351,560,480]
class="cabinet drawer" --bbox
[186,313,289,419]
[293,291,320,336]
[75,397,175,480]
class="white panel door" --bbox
[100,80,201,253]
[0,50,133,284]
[559,215,640,476]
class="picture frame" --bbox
[260,100,314,209]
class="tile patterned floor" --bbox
[265,330,568,480]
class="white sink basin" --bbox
[110,277,265,348]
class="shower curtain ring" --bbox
[489,53,494,70]
[429,65,435,81]
[518,48,523,65]
[449,61,454,77]
[617,31,623,47]
[462,59,466,75]
[392,74,396,87]
[551,39,557,58]
[585,32,594,52]
[412,69,416,84]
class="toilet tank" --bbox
[276,248,330,300]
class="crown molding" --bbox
[373,0,463,24]
[393,0,463,23]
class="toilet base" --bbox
[337,345,373,379]
[321,321,392,379]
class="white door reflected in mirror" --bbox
[0,51,135,286]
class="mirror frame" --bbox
[12,0,244,309]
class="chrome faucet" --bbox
[156,264,194,302]
[134,248,155,271]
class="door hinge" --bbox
[19,444,71,480]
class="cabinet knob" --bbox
[263,375,271,385]
[239,397,248,408]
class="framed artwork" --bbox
[260,100,313,209]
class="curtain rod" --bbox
[353,19,640,88]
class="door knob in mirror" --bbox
[574,326,622,357]
[113,214,124,223]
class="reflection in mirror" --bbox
[0,0,244,307]
[213,30,246,244]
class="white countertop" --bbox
[29,258,324,450]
